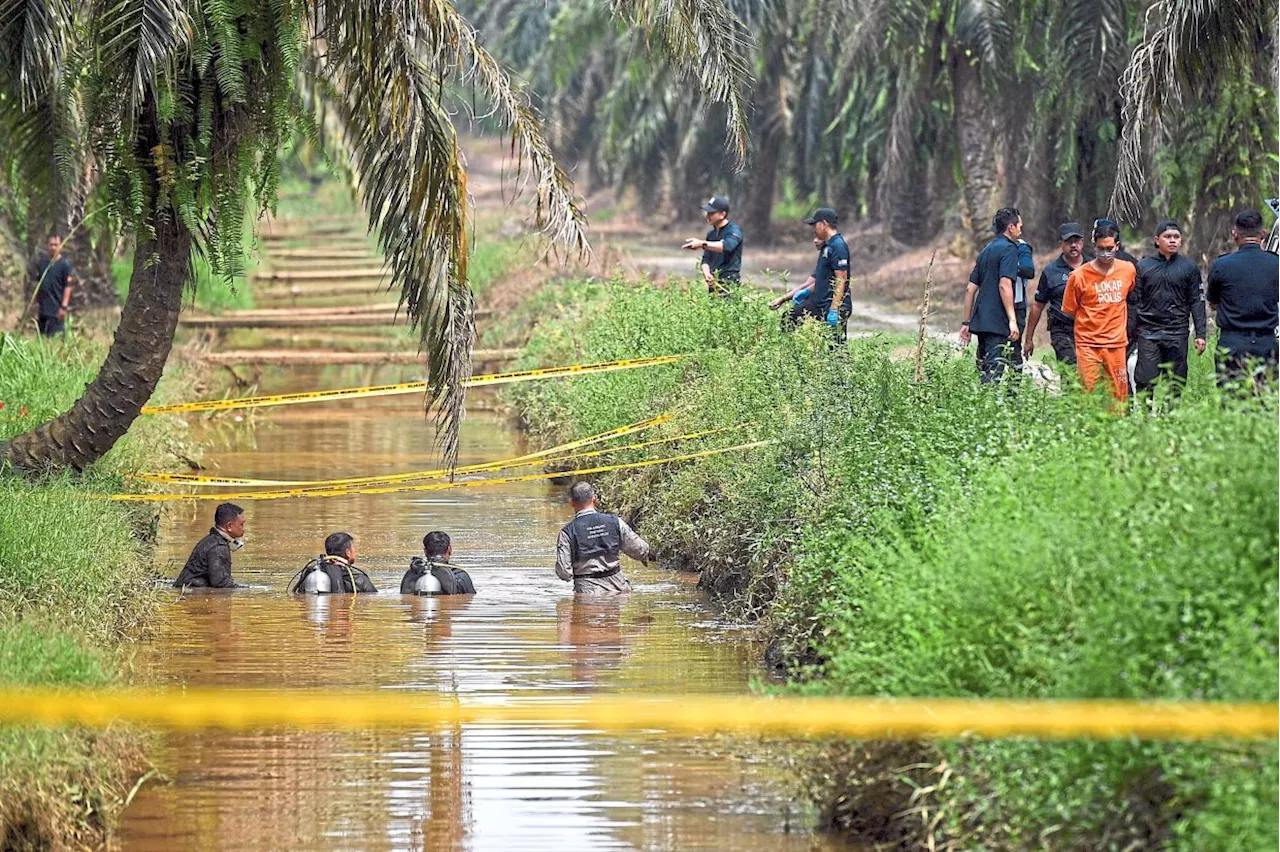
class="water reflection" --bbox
[118,384,854,851]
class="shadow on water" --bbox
[117,366,857,851]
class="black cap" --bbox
[804,207,839,226]
[700,196,730,214]
[1058,222,1084,240]
[1154,219,1181,236]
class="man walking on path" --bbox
[32,234,75,336]
[1060,221,1138,403]
[1131,220,1207,394]
[1206,209,1279,385]
[173,503,247,589]
[768,208,851,343]
[1025,223,1086,364]
[959,207,1022,382]
[682,196,743,295]
[556,481,651,595]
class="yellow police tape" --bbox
[137,425,735,490]
[141,355,685,415]
[0,689,1273,740]
[107,438,776,502]
[133,413,682,488]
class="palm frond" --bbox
[610,0,755,163]
[0,0,73,107]
[1112,0,1276,217]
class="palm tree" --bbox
[0,0,752,472]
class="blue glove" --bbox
[791,287,811,304]
[826,309,840,326]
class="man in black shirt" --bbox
[400,531,476,595]
[173,502,247,589]
[32,234,75,336]
[682,196,743,295]
[1025,223,1086,364]
[1206,209,1280,385]
[960,207,1022,382]
[1131,220,1207,393]
[769,208,852,343]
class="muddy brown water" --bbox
[116,367,854,851]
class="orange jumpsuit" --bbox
[1061,260,1137,402]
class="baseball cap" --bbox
[700,196,730,213]
[1154,219,1181,235]
[1058,222,1084,240]
[803,208,839,226]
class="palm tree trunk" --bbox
[739,43,787,245]
[952,54,1002,249]
[1,215,192,471]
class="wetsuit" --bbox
[400,557,476,595]
[295,556,377,594]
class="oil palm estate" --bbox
[0,0,750,471]
[0,0,1275,471]
[469,0,1276,246]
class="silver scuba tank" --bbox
[414,571,443,595]
[302,566,331,594]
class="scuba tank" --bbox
[414,571,444,595]
[302,567,332,594]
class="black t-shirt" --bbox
[1035,255,1081,331]
[1206,244,1279,333]
[800,233,851,317]
[34,255,74,318]
[967,235,1019,334]
[701,221,744,282]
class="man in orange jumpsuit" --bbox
[1060,220,1138,403]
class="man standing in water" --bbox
[682,196,744,296]
[1060,220,1138,403]
[294,532,377,594]
[1025,223,1086,364]
[173,502,246,589]
[555,481,651,594]
[401,531,476,595]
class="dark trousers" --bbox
[1049,327,1077,364]
[1217,330,1279,385]
[1011,302,1027,370]
[1134,336,1189,392]
[37,315,64,336]
[976,332,1013,383]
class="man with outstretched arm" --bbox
[1025,222,1086,364]
[959,207,1022,382]
[555,481,651,595]
[682,196,743,296]
[1131,220,1207,394]
[768,208,851,343]
[173,502,247,589]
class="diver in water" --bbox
[400,531,476,595]
[291,532,377,594]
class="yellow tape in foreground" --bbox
[141,355,685,415]
[134,413,680,488]
[107,439,776,502]
[0,689,1273,740]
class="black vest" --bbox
[563,512,622,563]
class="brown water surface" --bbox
[118,367,851,851]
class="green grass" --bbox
[0,332,184,847]
[508,278,1279,850]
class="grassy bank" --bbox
[0,333,188,847]
[507,279,1278,849]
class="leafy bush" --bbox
[510,278,1279,849]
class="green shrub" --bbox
[509,277,1279,849]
